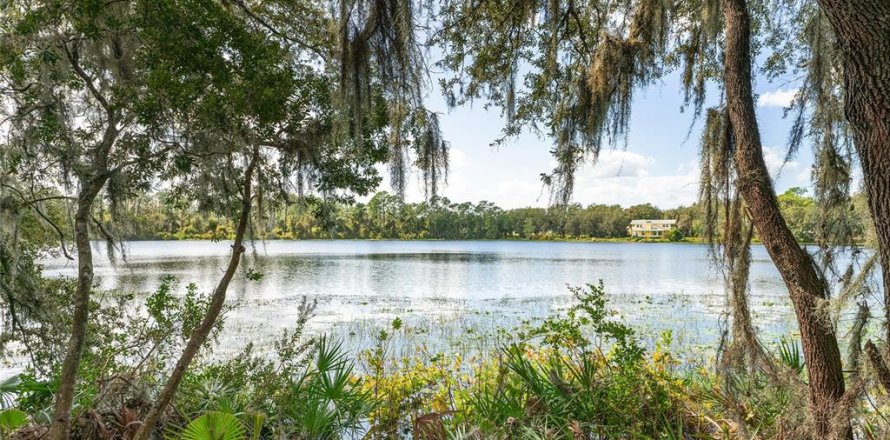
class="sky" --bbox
[372,67,820,210]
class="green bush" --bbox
[0,409,28,440]
[668,229,684,242]
[461,282,682,438]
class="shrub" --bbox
[458,282,685,438]
[668,229,684,242]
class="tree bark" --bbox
[132,150,259,440]
[49,177,107,440]
[721,0,849,437]
[815,0,890,344]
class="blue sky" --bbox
[376,69,813,209]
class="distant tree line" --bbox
[102,187,871,242]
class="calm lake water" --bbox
[30,239,837,364]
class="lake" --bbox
[30,239,831,364]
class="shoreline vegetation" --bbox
[122,236,862,248]
[125,235,705,243]
[1,275,830,440]
[103,188,871,244]
[120,235,869,248]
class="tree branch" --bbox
[34,204,75,261]
[63,40,112,115]
[229,0,328,61]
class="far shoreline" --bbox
[110,236,711,245]
[104,236,855,248]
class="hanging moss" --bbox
[336,0,445,199]
[698,107,732,248]
[413,110,449,198]
[629,0,671,69]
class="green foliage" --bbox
[0,0,876,438]
[468,345,676,438]
[355,283,699,439]
[0,376,19,409]
[2,273,886,439]
[180,412,245,440]
[245,268,264,282]
[10,186,868,244]
[284,336,369,439]
[461,283,679,438]
[170,300,366,439]
[0,375,53,424]
[0,0,430,231]
[1,270,227,418]
[529,282,643,362]
[102,191,714,241]
[77,187,861,243]
[701,369,800,437]
[667,228,684,242]
[246,413,264,440]
[0,408,28,439]
[778,337,805,375]
[777,187,817,243]
[434,0,716,204]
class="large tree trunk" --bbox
[721,0,849,437]
[49,178,106,440]
[132,151,259,440]
[815,0,890,344]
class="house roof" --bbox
[628,219,678,225]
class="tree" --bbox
[433,0,857,434]
[0,3,182,437]
[778,188,817,242]
[814,0,890,346]
[134,149,260,440]
[624,203,662,222]
[2,1,448,438]
[721,2,846,435]
[129,0,451,436]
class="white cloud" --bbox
[762,146,798,178]
[366,147,474,203]
[448,147,470,169]
[364,144,817,209]
[851,167,864,193]
[569,155,700,208]
[762,147,818,193]
[448,150,691,208]
[590,150,654,178]
[758,88,798,108]
[470,179,548,207]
